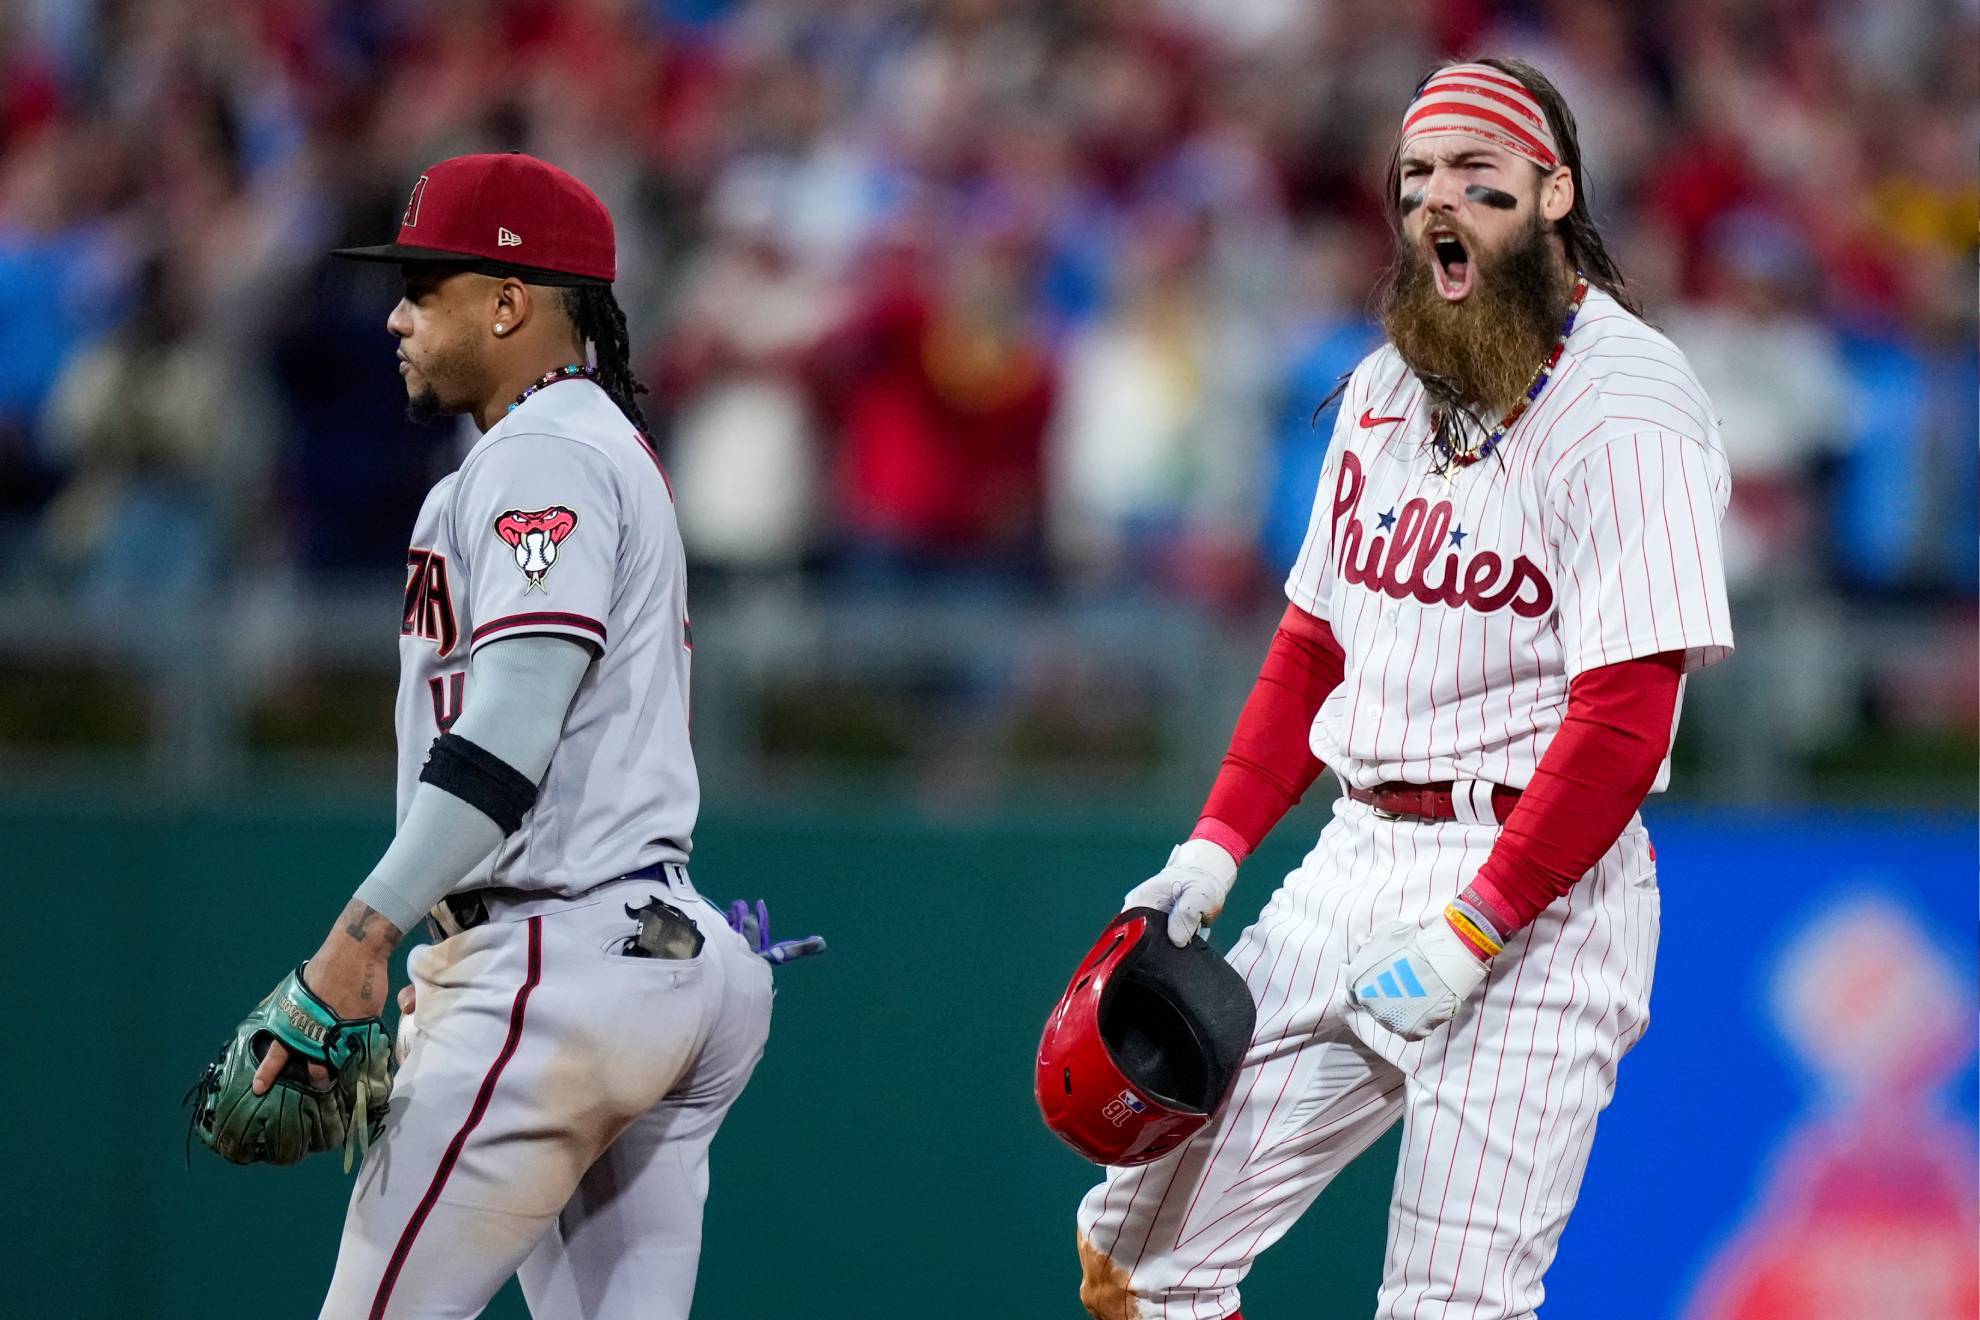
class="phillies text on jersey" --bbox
[1285,285,1735,794]
[1078,284,1737,1319]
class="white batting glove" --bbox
[1122,838,1239,947]
[1345,917,1491,1041]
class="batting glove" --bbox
[1345,915,1491,1041]
[1122,838,1239,947]
[725,898,827,966]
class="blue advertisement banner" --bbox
[1546,810,1978,1319]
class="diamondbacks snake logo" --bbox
[493,506,578,593]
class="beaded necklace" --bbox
[1430,272,1590,474]
[508,363,600,414]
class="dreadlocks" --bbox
[560,284,651,432]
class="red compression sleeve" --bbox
[1190,604,1346,863]
[1457,652,1684,944]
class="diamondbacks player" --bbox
[237,151,803,1319]
[1074,60,1734,1319]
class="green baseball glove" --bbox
[183,966,393,1172]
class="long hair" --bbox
[1314,54,1641,426]
[1382,55,1641,317]
[561,284,652,432]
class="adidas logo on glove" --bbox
[1359,956,1430,1002]
[1345,918,1491,1041]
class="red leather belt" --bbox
[1346,781,1522,824]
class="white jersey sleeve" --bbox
[1283,375,1368,622]
[450,432,622,657]
[1547,428,1735,678]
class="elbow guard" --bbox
[418,733,538,835]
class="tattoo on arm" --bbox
[338,899,403,947]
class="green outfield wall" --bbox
[9,795,1395,1319]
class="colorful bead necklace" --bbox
[1431,272,1590,473]
[509,363,599,413]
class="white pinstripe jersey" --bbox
[395,378,696,895]
[1285,287,1734,794]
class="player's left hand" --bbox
[252,946,389,1095]
[184,965,393,1170]
[1344,916,1491,1041]
[725,898,827,965]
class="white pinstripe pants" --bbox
[1076,796,1659,1320]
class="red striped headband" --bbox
[1401,63,1560,171]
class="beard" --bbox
[1379,212,1568,425]
[405,384,444,425]
[402,338,482,425]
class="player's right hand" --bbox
[1122,838,1239,948]
[725,898,827,965]
[395,985,417,1065]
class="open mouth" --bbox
[1429,231,1472,301]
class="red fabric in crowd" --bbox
[1191,604,1346,862]
[1466,651,1685,933]
[810,269,1054,556]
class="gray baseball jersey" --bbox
[395,376,695,893]
[331,377,772,1320]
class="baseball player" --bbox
[195,152,820,1319]
[1073,59,1734,1319]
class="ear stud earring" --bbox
[494,324,507,334]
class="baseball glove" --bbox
[183,966,392,1172]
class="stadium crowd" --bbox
[1,0,1973,619]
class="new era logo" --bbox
[1358,957,1428,1001]
[497,227,522,247]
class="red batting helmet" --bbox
[1036,907,1257,1166]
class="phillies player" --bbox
[238,152,811,1319]
[1075,59,1734,1319]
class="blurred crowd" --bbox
[1,0,1974,617]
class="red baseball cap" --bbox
[333,151,615,286]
